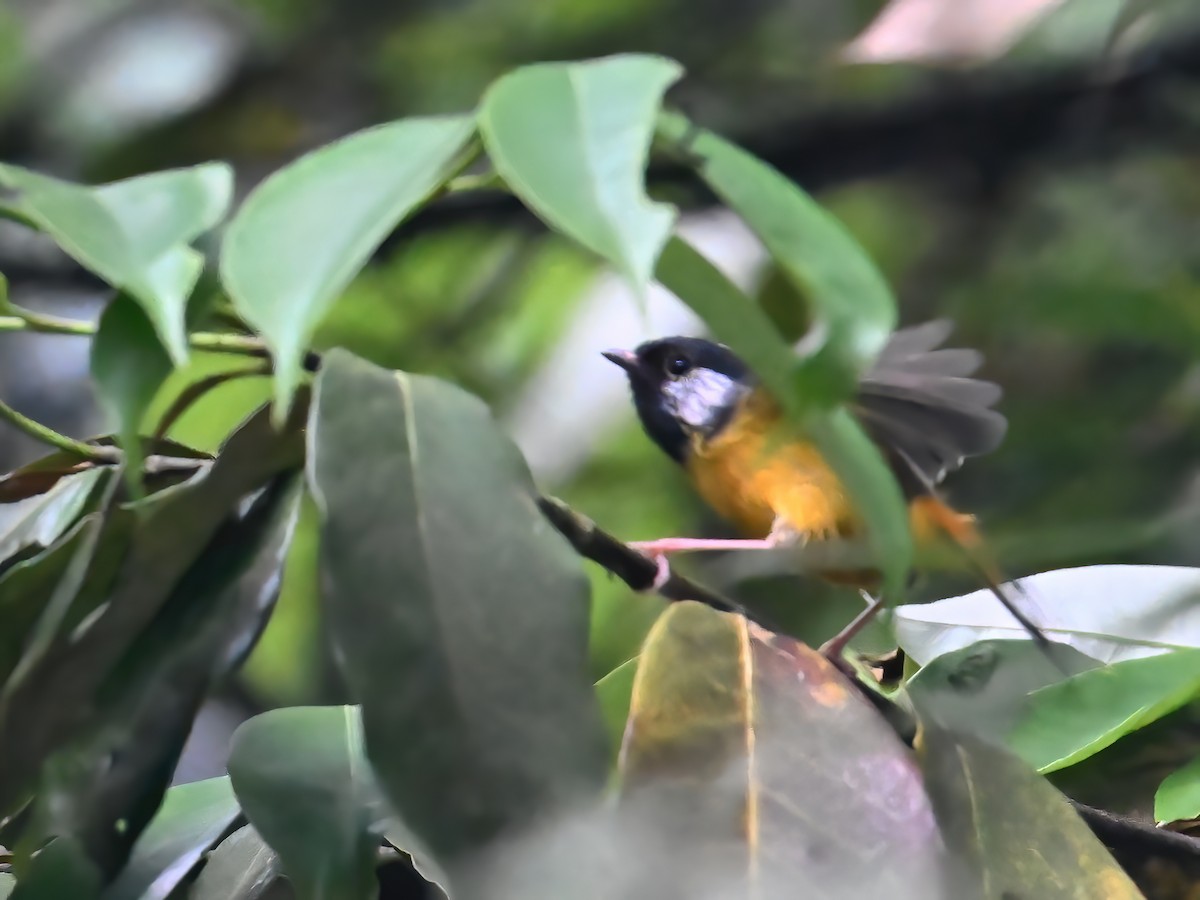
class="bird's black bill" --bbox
[602,348,640,374]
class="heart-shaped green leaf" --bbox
[228,706,382,900]
[480,55,680,295]
[221,116,475,422]
[0,163,232,364]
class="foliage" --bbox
[0,49,1196,899]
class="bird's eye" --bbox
[665,356,692,377]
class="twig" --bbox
[0,397,111,461]
[536,495,749,617]
[0,313,271,357]
[1072,800,1200,865]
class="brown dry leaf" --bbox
[617,601,948,898]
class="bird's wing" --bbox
[852,320,1007,498]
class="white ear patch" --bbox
[663,368,745,433]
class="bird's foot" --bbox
[627,537,780,594]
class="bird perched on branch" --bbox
[603,320,1043,654]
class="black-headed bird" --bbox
[604,320,1041,653]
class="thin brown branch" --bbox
[536,495,748,617]
[1071,800,1200,889]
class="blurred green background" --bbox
[3,0,1200,780]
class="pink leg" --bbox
[628,537,777,555]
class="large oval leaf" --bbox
[916,723,1142,899]
[618,601,948,896]
[0,163,232,364]
[0,401,305,817]
[479,54,680,294]
[896,564,1200,665]
[221,116,475,421]
[1007,648,1200,774]
[26,476,299,882]
[228,706,381,900]
[904,639,1100,745]
[307,350,608,871]
[102,778,240,900]
[187,825,278,900]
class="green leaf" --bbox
[26,476,300,881]
[2,512,107,699]
[0,873,13,900]
[654,237,797,394]
[0,164,232,364]
[617,602,948,896]
[1050,700,1200,820]
[655,236,910,596]
[307,350,608,869]
[1156,753,1200,824]
[102,777,240,900]
[228,706,381,900]
[595,657,638,759]
[896,564,1200,666]
[804,407,912,597]
[657,110,895,402]
[221,116,475,422]
[917,723,1142,898]
[0,401,305,817]
[0,467,104,564]
[142,352,273,455]
[11,837,100,900]
[187,825,278,900]
[1008,648,1200,774]
[90,296,175,498]
[905,639,1100,745]
[479,55,680,294]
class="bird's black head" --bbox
[603,337,754,463]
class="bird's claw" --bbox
[631,549,671,592]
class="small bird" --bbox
[604,320,1041,653]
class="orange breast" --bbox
[683,397,980,553]
[684,397,856,541]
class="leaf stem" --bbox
[0,313,271,357]
[0,397,110,461]
[445,170,507,194]
[0,303,272,458]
